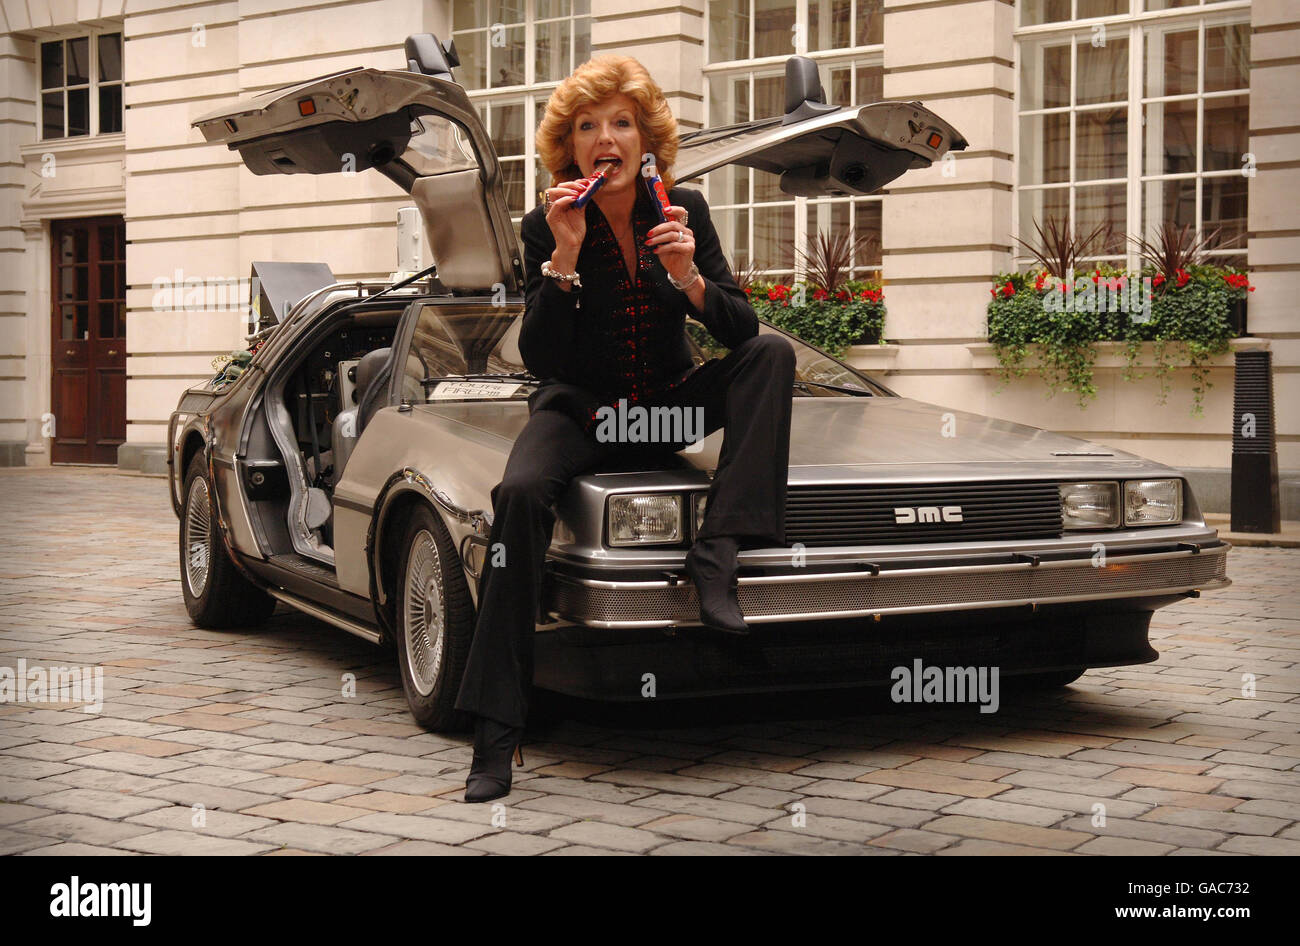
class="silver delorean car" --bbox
[168,34,1231,731]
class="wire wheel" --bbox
[402,528,447,697]
[183,475,212,598]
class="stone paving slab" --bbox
[0,468,1296,855]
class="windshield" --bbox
[399,113,480,176]
[401,303,890,403]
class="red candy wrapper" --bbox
[643,162,672,223]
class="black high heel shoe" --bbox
[464,715,525,803]
[684,535,750,635]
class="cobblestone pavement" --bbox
[1,467,1297,856]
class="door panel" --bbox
[50,217,126,464]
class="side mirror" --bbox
[405,33,459,80]
[782,56,840,125]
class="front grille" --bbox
[785,480,1064,547]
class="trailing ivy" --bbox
[986,264,1250,416]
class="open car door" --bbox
[192,35,521,294]
[676,57,967,196]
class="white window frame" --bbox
[37,28,124,141]
[705,0,886,282]
[453,0,592,225]
[1013,0,1250,272]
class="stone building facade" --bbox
[1,0,1295,514]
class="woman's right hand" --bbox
[543,178,590,253]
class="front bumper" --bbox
[545,539,1231,629]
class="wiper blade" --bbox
[793,380,872,396]
[421,372,539,387]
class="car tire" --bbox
[180,452,277,628]
[1012,667,1087,689]
[394,504,474,733]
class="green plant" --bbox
[727,255,767,294]
[744,279,886,357]
[1014,215,1112,279]
[796,230,879,296]
[987,261,1245,415]
[1128,222,1233,283]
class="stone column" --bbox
[590,0,705,134]
[878,0,1015,404]
[1248,0,1300,486]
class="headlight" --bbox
[1124,479,1182,526]
[607,494,682,546]
[692,492,708,534]
[1059,481,1120,529]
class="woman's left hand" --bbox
[646,205,694,283]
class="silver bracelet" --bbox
[668,262,700,292]
[541,258,581,289]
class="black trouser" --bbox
[454,333,796,728]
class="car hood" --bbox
[414,397,1168,481]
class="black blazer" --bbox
[517,185,758,428]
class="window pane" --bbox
[535,19,570,84]
[1018,188,1069,262]
[536,0,570,17]
[490,102,524,156]
[1076,107,1126,180]
[754,73,784,120]
[709,0,749,62]
[1157,29,1197,97]
[1205,24,1249,93]
[1021,41,1070,110]
[808,0,851,51]
[453,0,487,28]
[856,0,883,46]
[856,64,882,103]
[98,33,123,82]
[490,26,525,86]
[1077,36,1126,105]
[67,87,89,136]
[501,160,524,215]
[853,198,882,271]
[1144,177,1196,233]
[1203,93,1247,172]
[1076,0,1125,17]
[1020,0,1070,27]
[803,199,852,282]
[1019,113,1070,184]
[492,0,526,21]
[99,84,122,134]
[42,91,64,139]
[1203,174,1246,250]
[575,18,590,65]
[66,37,89,86]
[1076,184,1126,257]
[99,302,117,340]
[711,207,750,265]
[41,41,63,90]
[755,0,796,59]
[455,31,488,90]
[1144,99,1196,174]
[754,202,796,271]
[829,66,851,109]
[1144,0,1202,10]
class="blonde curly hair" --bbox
[536,54,679,192]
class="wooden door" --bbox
[50,217,126,464]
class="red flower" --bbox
[834,289,850,302]
[1034,272,1046,291]
[1153,273,1166,288]
[1003,281,1015,297]
[744,286,753,295]
[767,284,789,302]
[1175,268,1189,287]
[990,288,998,298]
[1224,273,1254,292]
[813,288,828,301]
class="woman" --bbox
[453,54,796,803]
